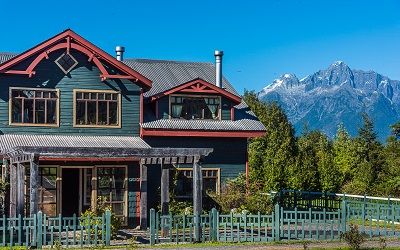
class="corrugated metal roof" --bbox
[0,52,17,64]
[0,134,151,154]
[141,100,266,131]
[123,59,240,98]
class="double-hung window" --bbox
[10,88,59,126]
[74,89,121,128]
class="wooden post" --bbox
[140,159,148,230]
[10,162,16,218]
[160,160,169,237]
[16,163,25,216]
[193,155,202,241]
[30,154,39,217]
[2,158,9,217]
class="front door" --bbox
[62,168,80,216]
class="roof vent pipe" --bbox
[214,50,223,88]
[115,46,125,61]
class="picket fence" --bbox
[149,200,400,245]
[0,210,111,249]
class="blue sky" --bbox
[2,0,400,94]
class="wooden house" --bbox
[0,29,265,228]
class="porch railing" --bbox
[0,210,111,249]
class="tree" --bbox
[244,90,297,192]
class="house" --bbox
[0,29,266,228]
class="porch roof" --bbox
[0,134,213,160]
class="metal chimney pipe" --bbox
[214,50,223,88]
[115,46,125,61]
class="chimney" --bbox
[115,46,125,61]
[214,50,223,88]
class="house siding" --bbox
[0,50,141,136]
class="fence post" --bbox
[341,200,346,234]
[105,210,111,246]
[274,204,280,241]
[37,211,42,249]
[150,208,155,245]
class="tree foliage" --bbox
[244,91,400,197]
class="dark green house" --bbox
[0,29,265,228]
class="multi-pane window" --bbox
[176,168,219,197]
[10,88,59,126]
[97,167,126,219]
[74,90,121,127]
[37,167,57,217]
[170,95,220,120]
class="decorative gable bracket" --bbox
[150,78,242,104]
[0,29,152,89]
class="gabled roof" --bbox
[123,58,241,99]
[150,78,242,104]
[0,29,152,89]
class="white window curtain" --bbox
[172,105,183,118]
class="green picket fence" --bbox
[150,200,400,245]
[0,210,111,249]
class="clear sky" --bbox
[2,0,400,94]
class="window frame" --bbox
[9,87,60,127]
[175,167,220,198]
[169,94,221,120]
[73,89,122,128]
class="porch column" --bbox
[160,160,169,236]
[139,159,148,230]
[9,163,16,218]
[16,163,25,216]
[30,154,39,217]
[2,159,9,217]
[193,155,202,241]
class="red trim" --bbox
[39,157,140,162]
[150,78,241,104]
[140,88,144,124]
[231,103,234,121]
[0,29,152,89]
[141,128,265,138]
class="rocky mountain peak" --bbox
[257,62,400,141]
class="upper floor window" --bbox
[74,89,121,128]
[170,95,220,120]
[10,88,59,126]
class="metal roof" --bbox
[141,100,266,131]
[0,52,17,64]
[123,59,240,98]
[0,134,151,155]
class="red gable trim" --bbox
[140,127,265,138]
[150,78,242,104]
[0,29,152,89]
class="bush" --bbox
[81,196,122,238]
[207,174,273,214]
[340,224,368,250]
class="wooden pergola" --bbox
[2,145,213,229]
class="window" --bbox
[74,90,121,127]
[176,168,220,197]
[10,88,59,126]
[55,52,78,74]
[97,167,126,220]
[170,95,220,120]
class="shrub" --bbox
[340,224,368,250]
[81,196,122,238]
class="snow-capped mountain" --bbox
[257,61,400,140]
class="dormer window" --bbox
[170,95,220,120]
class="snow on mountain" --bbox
[257,62,400,141]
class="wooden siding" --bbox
[0,50,141,136]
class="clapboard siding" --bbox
[144,136,247,183]
[0,50,141,136]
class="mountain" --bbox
[257,61,400,141]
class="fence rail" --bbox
[150,199,400,245]
[0,210,111,248]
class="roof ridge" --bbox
[124,58,214,65]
